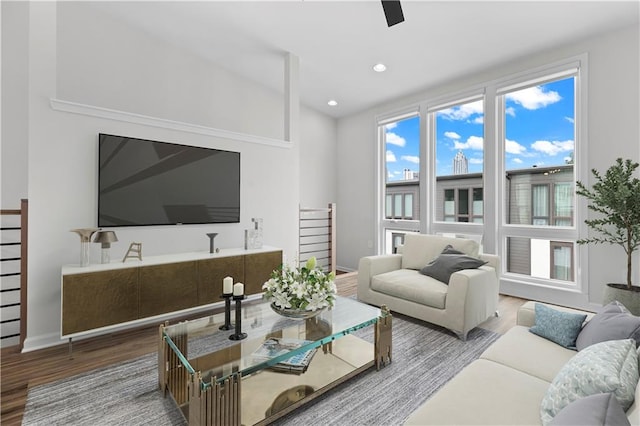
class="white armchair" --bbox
[357,234,500,340]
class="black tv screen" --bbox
[98,134,240,227]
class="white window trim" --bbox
[376,109,421,253]
[496,54,589,296]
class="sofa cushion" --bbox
[480,325,577,383]
[576,300,640,351]
[405,358,550,425]
[401,234,479,270]
[419,247,488,284]
[549,393,631,426]
[530,303,586,349]
[371,269,448,309]
[540,339,639,425]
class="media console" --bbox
[60,247,282,342]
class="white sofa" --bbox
[405,301,640,425]
[357,234,499,340]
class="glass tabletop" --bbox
[162,295,382,388]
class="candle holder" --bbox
[229,295,247,341]
[219,293,234,330]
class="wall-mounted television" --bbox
[98,133,240,227]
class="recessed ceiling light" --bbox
[373,63,387,73]
[327,100,338,106]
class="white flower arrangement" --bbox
[262,256,337,312]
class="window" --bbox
[440,187,484,223]
[433,98,484,224]
[505,237,575,282]
[380,113,420,254]
[551,241,574,281]
[377,59,583,292]
[532,184,550,225]
[500,70,579,285]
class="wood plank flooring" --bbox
[0,271,526,426]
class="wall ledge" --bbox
[50,98,292,149]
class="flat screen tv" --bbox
[98,133,240,227]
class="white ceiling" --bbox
[92,1,639,119]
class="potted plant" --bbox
[576,157,640,314]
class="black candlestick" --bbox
[229,295,247,340]
[219,294,234,330]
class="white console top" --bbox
[62,245,281,275]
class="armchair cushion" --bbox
[401,234,480,270]
[419,246,488,284]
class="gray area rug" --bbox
[22,315,500,426]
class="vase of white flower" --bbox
[262,256,337,320]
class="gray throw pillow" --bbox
[576,300,640,351]
[419,246,487,284]
[530,303,587,349]
[549,393,631,426]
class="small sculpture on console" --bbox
[122,242,143,262]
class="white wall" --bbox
[336,24,640,307]
[299,110,338,207]
[1,1,29,208]
[1,2,337,351]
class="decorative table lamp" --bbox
[93,230,118,264]
[70,228,99,267]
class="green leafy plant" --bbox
[576,158,640,288]
[262,257,337,311]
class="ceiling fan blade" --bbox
[381,0,405,27]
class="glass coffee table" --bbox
[158,295,392,426]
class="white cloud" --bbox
[564,116,575,124]
[401,155,420,164]
[438,100,483,121]
[454,135,484,151]
[444,131,460,139]
[506,86,561,110]
[505,139,527,155]
[385,122,397,130]
[386,150,397,162]
[505,107,516,117]
[469,158,483,164]
[512,158,523,164]
[472,116,484,124]
[531,140,574,156]
[386,132,406,147]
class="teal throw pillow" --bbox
[530,303,586,349]
[540,338,639,425]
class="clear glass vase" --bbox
[70,228,98,267]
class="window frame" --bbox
[375,55,588,297]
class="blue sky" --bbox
[386,77,575,181]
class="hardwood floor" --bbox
[0,271,526,425]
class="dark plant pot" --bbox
[602,283,640,315]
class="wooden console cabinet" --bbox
[61,247,282,338]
